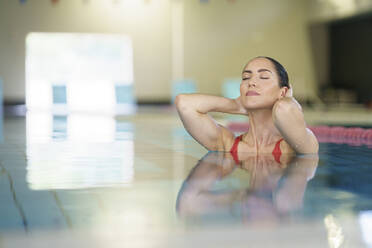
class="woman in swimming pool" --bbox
[175,56,319,157]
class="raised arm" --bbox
[274,154,319,213]
[176,152,238,217]
[175,94,247,151]
[272,96,319,154]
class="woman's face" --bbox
[240,57,287,110]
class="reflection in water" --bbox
[52,115,67,141]
[0,165,28,231]
[26,112,134,190]
[359,211,372,247]
[324,214,344,248]
[177,152,319,226]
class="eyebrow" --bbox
[242,69,273,74]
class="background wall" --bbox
[307,0,372,22]
[184,0,317,100]
[0,0,172,103]
[308,23,330,90]
[0,0,345,104]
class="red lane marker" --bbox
[227,123,372,146]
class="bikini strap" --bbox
[230,134,243,165]
[230,135,243,153]
[272,138,284,164]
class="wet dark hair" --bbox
[256,56,290,89]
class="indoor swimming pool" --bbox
[1,108,372,247]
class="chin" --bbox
[244,101,275,111]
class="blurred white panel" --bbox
[68,114,116,143]
[68,80,116,114]
[26,111,52,144]
[26,80,52,111]
[26,32,134,114]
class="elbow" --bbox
[273,98,302,122]
[298,142,319,155]
[175,94,184,105]
[175,94,193,113]
[296,129,320,154]
[176,191,198,217]
[175,94,186,111]
[274,98,297,114]
[308,132,320,154]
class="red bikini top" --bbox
[230,135,284,165]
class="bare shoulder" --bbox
[281,127,319,154]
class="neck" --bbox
[245,109,281,147]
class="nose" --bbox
[248,80,256,88]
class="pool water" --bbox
[0,110,372,247]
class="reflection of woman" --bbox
[176,56,318,157]
[176,152,318,225]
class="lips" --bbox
[246,91,260,96]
